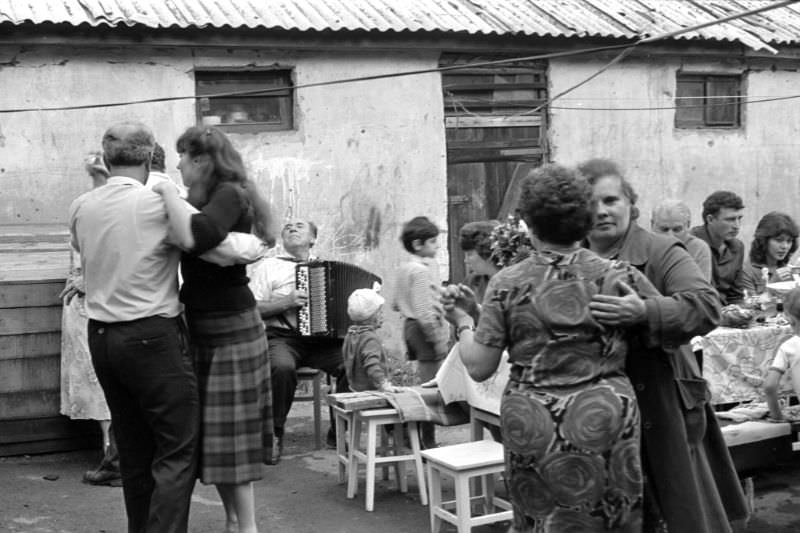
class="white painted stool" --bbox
[420,440,512,533]
[347,408,428,512]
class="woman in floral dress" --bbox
[443,164,660,532]
[60,153,120,484]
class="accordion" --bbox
[295,260,382,337]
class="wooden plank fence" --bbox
[0,228,97,456]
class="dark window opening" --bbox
[195,69,293,133]
[676,74,742,129]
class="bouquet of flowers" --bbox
[489,214,532,268]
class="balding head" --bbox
[102,122,154,181]
[651,199,692,242]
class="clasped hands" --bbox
[436,279,646,327]
[588,280,647,327]
[437,283,479,326]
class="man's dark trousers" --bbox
[267,327,347,435]
[89,316,199,533]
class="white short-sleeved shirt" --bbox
[69,176,181,322]
[249,253,316,330]
[770,334,800,397]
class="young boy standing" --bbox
[765,287,800,420]
[391,216,450,448]
[343,289,394,393]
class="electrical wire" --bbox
[511,0,800,118]
[0,42,636,114]
[0,0,796,115]
[549,94,800,111]
[443,93,800,114]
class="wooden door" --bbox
[442,55,548,282]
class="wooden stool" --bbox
[295,367,324,449]
[421,440,512,533]
[330,404,354,483]
[347,408,428,512]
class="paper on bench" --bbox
[435,345,510,416]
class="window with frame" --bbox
[195,69,293,133]
[675,73,742,129]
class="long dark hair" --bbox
[749,211,799,266]
[176,126,277,246]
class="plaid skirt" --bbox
[187,306,274,484]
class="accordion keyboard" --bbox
[296,265,312,335]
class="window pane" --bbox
[705,77,740,126]
[195,70,293,131]
[203,96,288,125]
[675,79,705,127]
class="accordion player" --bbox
[295,260,382,337]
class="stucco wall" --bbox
[0,45,449,357]
[548,55,800,254]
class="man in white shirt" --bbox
[249,219,346,462]
[651,199,713,281]
[70,122,199,533]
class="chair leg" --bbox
[483,472,495,514]
[335,411,348,483]
[393,422,407,493]
[312,375,322,450]
[455,471,472,533]
[347,416,362,499]
[365,420,378,512]
[379,425,389,481]
[407,422,428,506]
[469,413,483,496]
[427,464,442,533]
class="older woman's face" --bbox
[767,234,793,264]
[590,176,632,244]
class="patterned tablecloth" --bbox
[436,325,794,410]
[699,325,795,404]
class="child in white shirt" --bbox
[765,287,800,420]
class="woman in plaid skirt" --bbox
[153,126,278,533]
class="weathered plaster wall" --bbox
[0,45,448,357]
[548,55,800,253]
[0,46,195,226]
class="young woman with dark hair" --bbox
[742,211,799,295]
[154,126,277,533]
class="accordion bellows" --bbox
[295,260,382,337]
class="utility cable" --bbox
[0,0,796,114]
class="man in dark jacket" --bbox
[690,191,746,305]
[579,158,748,533]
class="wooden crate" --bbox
[0,232,97,456]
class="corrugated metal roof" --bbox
[0,0,799,51]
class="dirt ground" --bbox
[1,403,799,533]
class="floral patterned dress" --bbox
[475,248,657,533]
[60,247,110,421]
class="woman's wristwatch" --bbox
[456,323,474,339]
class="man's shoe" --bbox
[326,427,337,449]
[267,436,283,465]
[83,465,122,486]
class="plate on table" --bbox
[766,281,800,295]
